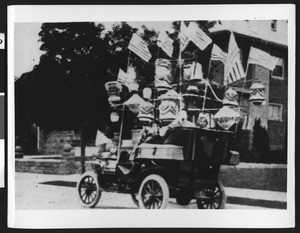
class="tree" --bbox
[252,118,270,161]
[17,23,110,131]
[104,22,160,88]
[15,22,112,154]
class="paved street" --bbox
[15,172,286,210]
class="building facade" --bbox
[209,20,288,158]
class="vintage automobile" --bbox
[76,126,239,209]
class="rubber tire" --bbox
[130,192,139,207]
[196,181,226,209]
[77,171,101,208]
[138,174,169,209]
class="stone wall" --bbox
[41,131,78,155]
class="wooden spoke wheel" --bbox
[77,171,101,208]
[196,182,226,209]
[138,174,169,209]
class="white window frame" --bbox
[271,58,284,80]
[268,103,283,121]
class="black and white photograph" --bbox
[7,5,295,228]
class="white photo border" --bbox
[7,4,295,228]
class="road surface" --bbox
[14,172,286,210]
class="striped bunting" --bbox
[248,47,279,71]
[128,33,152,62]
[157,31,174,57]
[211,44,228,64]
[224,33,245,85]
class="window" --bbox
[268,104,283,121]
[271,20,277,32]
[271,58,284,80]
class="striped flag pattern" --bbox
[179,22,190,51]
[248,47,279,70]
[157,32,174,57]
[211,44,228,64]
[188,22,212,51]
[128,33,152,62]
[224,33,245,85]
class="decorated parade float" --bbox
[77,21,268,209]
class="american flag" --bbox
[128,33,152,62]
[248,47,279,71]
[157,32,174,57]
[224,33,245,85]
[188,22,212,51]
[178,22,190,51]
[211,44,228,64]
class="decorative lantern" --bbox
[143,87,152,99]
[138,102,154,122]
[110,112,120,123]
[155,58,172,83]
[155,80,172,95]
[183,61,203,82]
[158,100,178,121]
[249,82,266,105]
[123,93,145,114]
[213,106,240,130]
[187,84,199,94]
[105,81,122,103]
[158,89,181,122]
[223,88,238,107]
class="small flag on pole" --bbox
[128,33,152,62]
[179,22,190,51]
[211,44,228,64]
[188,22,212,51]
[157,32,174,58]
[248,47,279,71]
[117,67,139,91]
[224,33,245,85]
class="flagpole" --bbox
[202,80,208,112]
[127,50,131,69]
[235,61,249,134]
[178,21,183,111]
[154,44,160,121]
[117,104,125,163]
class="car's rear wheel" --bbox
[77,171,101,208]
[138,174,169,209]
[196,181,226,209]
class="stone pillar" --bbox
[15,146,24,159]
[61,143,77,174]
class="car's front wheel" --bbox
[138,174,169,209]
[77,171,101,208]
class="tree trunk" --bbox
[80,120,89,174]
